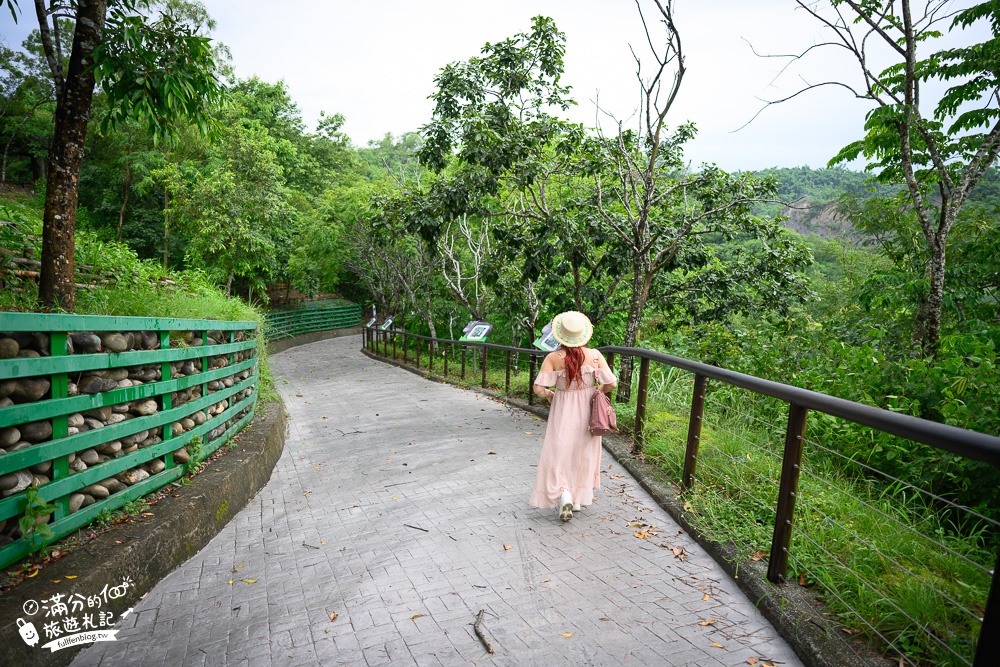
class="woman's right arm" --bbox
[533,353,558,402]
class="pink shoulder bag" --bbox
[589,365,618,436]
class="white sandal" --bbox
[559,490,573,522]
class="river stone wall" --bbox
[0,327,257,553]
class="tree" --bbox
[417,16,625,324]
[1,0,222,310]
[0,31,60,183]
[176,120,290,296]
[417,7,810,400]
[583,0,809,399]
[766,1,1000,354]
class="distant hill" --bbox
[752,166,1000,239]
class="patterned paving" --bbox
[72,335,803,667]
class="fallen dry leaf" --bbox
[410,613,423,620]
[703,593,710,601]
[330,612,338,621]
[799,572,808,586]
[710,641,725,649]
[51,580,60,584]
[672,546,687,560]
[525,431,533,435]
[503,545,512,551]
[227,579,233,585]
[751,550,766,561]
[241,579,258,584]
[747,659,760,666]
[599,617,610,621]
[561,632,574,638]
[541,579,550,583]
[26,570,38,578]
[487,451,496,455]
[699,619,716,626]
[65,575,77,579]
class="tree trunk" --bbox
[225,271,233,295]
[615,259,652,403]
[162,187,169,269]
[913,236,947,354]
[424,290,438,352]
[38,0,108,311]
[118,161,131,241]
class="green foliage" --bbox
[93,2,223,143]
[18,487,57,556]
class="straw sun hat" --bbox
[551,311,593,348]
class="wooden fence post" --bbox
[682,374,708,490]
[767,403,809,583]
[632,357,650,455]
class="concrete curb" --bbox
[0,403,286,667]
[361,346,887,667]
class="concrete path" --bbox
[73,336,803,667]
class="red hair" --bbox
[563,346,585,388]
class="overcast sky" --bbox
[1,1,989,171]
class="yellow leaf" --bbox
[711,641,724,649]
[699,619,716,626]
[541,579,550,583]
[227,579,233,585]
[525,431,533,435]
[320,541,326,545]
[241,579,258,584]
[410,613,423,620]
[703,593,710,601]
[561,632,574,638]
[65,575,77,579]
[26,570,38,578]
[503,545,512,551]
[52,580,60,584]
[329,612,338,621]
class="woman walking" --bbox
[529,311,617,521]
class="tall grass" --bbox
[638,365,993,667]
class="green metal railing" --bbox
[263,303,362,340]
[0,313,259,569]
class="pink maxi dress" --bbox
[529,361,617,509]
